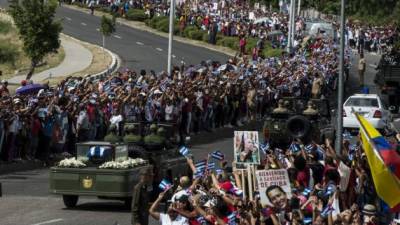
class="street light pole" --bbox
[297,0,301,16]
[291,0,296,48]
[167,0,175,76]
[335,0,345,155]
[287,0,294,52]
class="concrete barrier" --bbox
[83,47,120,83]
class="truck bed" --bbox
[49,165,152,197]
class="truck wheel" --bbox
[63,195,79,208]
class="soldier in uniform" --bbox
[123,124,143,145]
[303,101,318,116]
[131,167,154,225]
[104,124,120,144]
[272,99,289,114]
[144,124,164,150]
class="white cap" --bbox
[154,89,162,94]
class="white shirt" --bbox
[159,213,189,225]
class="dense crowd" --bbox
[132,134,400,225]
[0,33,343,165]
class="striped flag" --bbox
[343,131,352,140]
[302,188,312,196]
[324,184,336,197]
[179,146,190,157]
[193,170,205,179]
[210,151,224,161]
[289,142,301,153]
[305,144,315,153]
[320,204,334,218]
[303,217,313,224]
[260,142,270,154]
[227,212,236,225]
[230,186,243,197]
[207,162,216,170]
[195,160,207,173]
[196,216,207,225]
[158,179,173,191]
[215,169,224,175]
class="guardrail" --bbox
[83,48,120,83]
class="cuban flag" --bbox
[260,142,270,154]
[343,131,352,141]
[229,185,243,197]
[316,146,326,160]
[195,160,207,173]
[320,204,334,218]
[215,169,224,175]
[179,146,190,157]
[289,142,301,153]
[196,216,207,225]
[305,144,315,153]
[302,188,312,196]
[303,217,313,224]
[158,179,173,191]
[88,146,110,158]
[227,212,237,225]
[210,150,224,161]
[193,170,205,179]
[207,162,216,170]
[324,184,336,197]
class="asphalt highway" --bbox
[0,0,229,72]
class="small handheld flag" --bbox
[227,212,237,225]
[302,188,312,196]
[210,150,224,161]
[158,179,173,191]
[179,146,190,157]
[260,142,270,154]
[305,144,315,153]
[289,142,301,153]
[195,160,207,173]
[320,204,334,218]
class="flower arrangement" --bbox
[99,158,148,169]
[58,158,87,168]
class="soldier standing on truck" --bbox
[358,52,366,87]
[131,168,154,225]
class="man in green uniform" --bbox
[131,167,153,225]
[144,124,164,150]
[104,124,120,144]
[123,124,142,145]
[272,99,289,114]
[303,101,318,116]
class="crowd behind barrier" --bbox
[0,34,345,164]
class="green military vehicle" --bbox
[263,97,335,147]
[49,141,188,208]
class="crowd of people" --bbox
[0,32,343,165]
[132,134,400,225]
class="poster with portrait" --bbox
[234,131,260,165]
[256,169,292,206]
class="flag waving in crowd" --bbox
[355,112,400,210]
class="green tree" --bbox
[8,0,62,80]
[100,15,116,50]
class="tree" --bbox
[100,15,116,50]
[8,0,62,80]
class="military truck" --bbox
[374,49,400,113]
[262,98,335,148]
[49,141,188,208]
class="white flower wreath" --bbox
[58,158,87,168]
[99,158,148,169]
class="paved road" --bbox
[0,1,229,72]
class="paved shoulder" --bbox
[8,35,93,84]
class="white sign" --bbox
[256,169,292,206]
[234,131,260,165]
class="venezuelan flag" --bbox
[355,112,400,209]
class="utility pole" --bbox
[335,0,345,155]
[287,0,294,53]
[297,0,301,16]
[291,0,296,50]
[167,0,175,76]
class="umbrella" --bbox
[217,64,237,72]
[15,84,45,95]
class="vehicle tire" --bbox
[286,115,311,139]
[63,195,79,208]
[124,198,132,210]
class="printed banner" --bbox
[256,169,292,206]
[234,131,260,165]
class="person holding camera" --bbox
[149,190,189,225]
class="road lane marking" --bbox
[136,41,144,45]
[65,17,72,21]
[96,28,100,32]
[172,54,176,58]
[113,35,122,39]
[31,218,63,225]
[156,47,163,51]
[81,22,87,26]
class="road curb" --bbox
[61,4,235,57]
[0,161,44,175]
[61,33,121,81]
